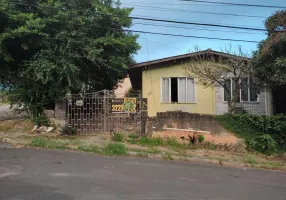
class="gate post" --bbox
[103,90,108,131]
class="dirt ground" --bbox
[1,118,285,171]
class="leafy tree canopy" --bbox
[252,10,286,87]
[0,0,140,116]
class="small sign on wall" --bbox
[76,100,84,106]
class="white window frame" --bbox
[160,77,171,103]
[223,78,259,103]
[161,77,196,104]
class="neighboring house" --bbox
[114,76,132,98]
[128,49,273,117]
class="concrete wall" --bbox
[148,112,227,135]
[142,64,216,117]
[44,101,67,127]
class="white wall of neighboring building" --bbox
[215,86,268,116]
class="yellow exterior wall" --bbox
[142,64,216,117]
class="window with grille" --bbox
[223,78,258,102]
[161,77,195,103]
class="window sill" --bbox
[222,101,260,104]
[161,102,197,104]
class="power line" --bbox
[180,0,286,9]
[133,22,266,35]
[5,1,267,32]
[122,1,237,6]
[123,3,267,18]
[101,14,266,32]
[95,25,260,43]
[131,14,263,29]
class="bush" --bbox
[216,114,286,151]
[247,134,277,155]
[33,114,50,127]
[198,135,205,143]
[112,133,124,142]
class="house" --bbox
[128,49,273,117]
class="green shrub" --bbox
[216,114,286,151]
[112,133,124,142]
[247,134,277,155]
[198,135,205,143]
[103,143,127,156]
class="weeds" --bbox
[163,153,174,160]
[30,137,68,150]
[138,136,164,147]
[103,143,127,156]
[112,133,124,142]
[33,115,50,127]
[128,134,140,139]
[146,148,161,154]
[77,145,100,153]
[61,126,77,135]
[166,137,185,149]
[242,155,258,165]
[136,152,148,157]
[198,135,205,143]
[260,162,282,169]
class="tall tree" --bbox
[183,46,253,113]
[0,0,140,116]
[252,10,286,87]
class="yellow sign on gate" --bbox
[112,98,137,113]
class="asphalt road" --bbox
[0,148,285,200]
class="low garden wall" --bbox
[148,112,227,135]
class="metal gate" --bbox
[66,90,147,135]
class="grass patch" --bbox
[30,137,69,150]
[242,155,258,165]
[112,133,124,142]
[163,153,174,160]
[137,136,164,147]
[136,152,148,157]
[146,147,161,154]
[128,134,140,139]
[77,145,100,153]
[165,137,185,149]
[103,143,127,156]
[260,162,283,169]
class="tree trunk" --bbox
[228,99,237,114]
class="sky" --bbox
[119,0,286,63]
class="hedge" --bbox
[216,114,286,151]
